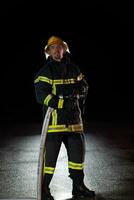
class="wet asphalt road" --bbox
[0,122,134,200]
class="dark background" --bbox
[0,1,134,124]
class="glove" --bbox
[63,97,78,110]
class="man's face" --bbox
[48,44,64,61]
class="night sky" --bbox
[0,2,134,123]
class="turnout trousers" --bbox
[43,132,85,186]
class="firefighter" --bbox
[34,36,96,200]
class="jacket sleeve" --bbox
[76,73,89,99]
[34,69,64,109]
[75,68,89,116]
[72,63,89,99]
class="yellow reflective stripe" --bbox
[34,77,78,96]
[53,79,76,84]
[48,124,83,133]
[77,73,84,81]
[44,167,55,174]
[53,84,56,95]
[58,98,64,109]
[34,76,53,84]
[68,124,83,132]
[68,161,84,170]
[52,110,57,125]
[34,77,77,84]
[52,78,77,95]
[44,94,53,105]
[50,125,66,128]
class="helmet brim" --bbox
[44,41,68,55]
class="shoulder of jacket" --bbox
[34,63,52,81]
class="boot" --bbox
[42,186,54,200]
[72,182,96,198]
